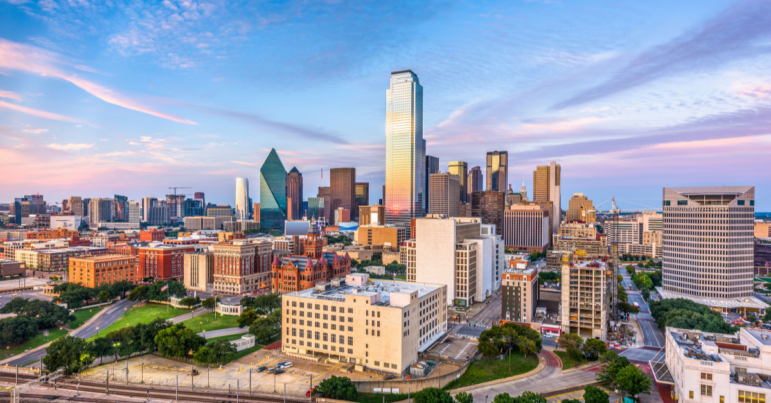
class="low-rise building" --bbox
[553,234,609,258]
[184,216,223,231]
[0,259,25,278]
[223,220,260,232]
[184,251,214,292]
[213,240,272,294]
[281,273,447,373]
[546,250,573,271]
[69,254,139,287]
[139,230,165,243]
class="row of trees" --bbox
[557,334,608,364]
[596,351,651,399]
[616,286,639,317]
[0,298,74,346]
[477,323,542,358]
[238,308,281,344]
[539,272,561,284]
[650,298,733,334]
[127,281,187,303]
[54,280,136,308]
[241,294,281,313]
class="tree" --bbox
[179,297,198,317]
[641,287,650,301]
[43,336,92,375]
[764,310,771,323]
[625,265,635,275]
[747,313,757,323]
[583,386,609,403]
[562,400,580,403]
[518,336,538,357]
[618,302,639,315]
[237,309,261,328]
[250,315,279,344]
[414,388,453,403]
[615,365,651,398]
[596,351,631,388]
[98,290,111,303]
[202,297,216,312]
[493,393,516,403]
[315,376,358,401]
[0,316,39,345]
[558,334,583,365]
[516,391,547,403]
[650,299,733,334]
[155,325,206,358]
[582,338,607,361]
[128,286,148,302]
[454,392,474,403]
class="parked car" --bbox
[384,375,396,380]
[274,362,286,367]
[274,369,285,375]
[257,366,267,372]
[267,368,276,374]
[281,362,293,369]
[306,388,315,397]
[191,369,199,376]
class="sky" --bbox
[0,0,770,211]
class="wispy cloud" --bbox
[46,143,94,151]
[22,128,48,134]
[231,160,257,166]
[0,100,80,122]
[0,90,22,100]
[0,39,196,125]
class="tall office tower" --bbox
[165,194,186,218]
[355,182,369,217]
[235,178,250,220]
[468,166,483,199]
[307,197,324,221]
[114,195,128,221]
[259,148,288,230]
[286,167,303,221]
[82,198,90,217]
[533,161,561,235]
[128,201,141,223]
[254,203,260,222]
[503,204,550,252]
[61,199,69,214]
[147,206,169,225]
[318,187,331,223]
[429,173,460,217]
[142,197,158,222]
[68,196,83,216]
[471,191,505,236]
[194,192,205,207]
[184,198,204,217]
[382,184,386,206]
[448,161,469,203]
[330,168,356,222]
[89,198,114,223]
[661,187,758,308]
[485,151,508,192]
[566,193,595,223]
[385,69,424,227]
[425,155,440,212]
[520,179,529,202]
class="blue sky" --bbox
[0,0,769,210]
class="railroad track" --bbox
[0,372,311,403]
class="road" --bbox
[5,299,137,367]
[451,291,502,338]
[618,273,666,364]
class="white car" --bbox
[281,362,293,369]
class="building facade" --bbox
[485,151,508,192]
[272,225,351,293]
[428,173,460,217]
[359,205,385,226]
[448,161,468,204]
[560,260,611,340]
[69,254,139,288]
[502,204,550,252]
[501,265,539,323]
[331,168,356,221]
[287,167,304,221]
[468,166,483,200]
[235,178,250,220]
[89,198,114,223]
[68,196,84,216]
[425,155,440,213]
[355,183,369,219]
[566,193,595,224]
[471,191,505,236]
[213,241,272,294]
[138,245,195,280]
[260,148,288,230]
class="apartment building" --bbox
[501,264,539,323]
[503,204,550,252]
[401,240,417,277]
[139,229,164,242]
[560,259,611,340]
[138,244,195,281]
[26,228,80,240]
[69,254,139,288]
[756,239,771,276]
[553,234,609,258]
[756,223,771,238]
[184,216,223,230]
[213,241,272,294]
[546,250,573,271]
[558,222,597,239]
[184,251,214,292]
[605,220,643,244]
[566,193,595,224]
[281,273,447,374]
[662,327,771,403]
[428,173,460,217]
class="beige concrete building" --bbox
[184,216,223,230]
[501,265,539,323]
[558,222,597,238]
[212,241,272,294]
[223,220,260,232]
[401,240,416,274]
[502,204,549,252]
[532,162,561,235]
[553,234,609,258]
[359,205,385,226]
[605,219,642,244]
[428,173,460,217]
[184,252,214,292]
[643,230,662,246]
[281,273,447,373]
[566,193,595,224]
[756,222,771,238]
[355,226,398,248]
[561,259,611,340]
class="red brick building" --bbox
[163,238,199,246]
[26,228,80,240]
[212,241,272,294]
[271,226,351,293]
[138,245,194,280]
[139,229,165,242]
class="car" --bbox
[274,362,286,367]
[306,388,315,397]
[191,369,199,376]
[384,375,396,380]
[267,368,276,374]
[274,369,285,375]
[281,362,293,369]
[256,366,267,372]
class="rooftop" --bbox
[288,274,441,306]
[657,287,769,309]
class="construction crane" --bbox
[167,187,192,217]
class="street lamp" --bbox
[96,327,99,337]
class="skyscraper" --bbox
[533,161,561,235]
[128,201,141,223]
[429,173,460,217]
[308,197,324,221]
[330,168,356,220]
[566,193,595,223]
[471,191,505,236]
[194,192,205,208]
[142,197,157,222]
[68,196,83,216]
[114,195,128,221]
[355,182,369,217]
[448,161,468,203]
[259,149,287,229]
[425,155,439,212]
[486,151,508,192]
[89,198,114,223]
[385,70,424,227]
[286,167,303,221]
[235,178,250,220]
[661,186,759,308]
[468,166,483,199]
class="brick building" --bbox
[69,254,139,288]
[139,229,165,242]
[272,225,351,293]
[212,241,272,294]
[138,245,195,281]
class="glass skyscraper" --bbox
[259,149,287,229]
[385,70,424,227]
[235,178,250,220]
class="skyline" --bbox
[1,0,770,210]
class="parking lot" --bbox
[428,337,478,362]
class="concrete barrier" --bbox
[352,361,470,394]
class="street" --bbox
[618,273,666,364]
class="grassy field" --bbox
[394,275,406,280]
[443,350,538,390]
[181,312,241,332]
[0,328,69,361]
[87,304,191,341]
[205,333,248,343]
[69,306,105,329]
[554,351,597,369]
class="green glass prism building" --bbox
[385,70,425,227]
[260,149,288,229]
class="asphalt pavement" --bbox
[618,273,667,364]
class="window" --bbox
[702,385,712,397]
[738,200,745,206]
[348,317,353,322]
[664,200,671,206]
[677,200,687,206]
[348,337,353,346]
[348,326,353,332]
[315,331,320,340]
[721,397,725,403]
[348,349,352,354]
[701,373,712,380]
[738,391,765,403]
[348,308,353,313]
[689,392,694,400]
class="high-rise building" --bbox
[428,173,460,217]
[532,162,561,235]
[330,168,355,221]
[128,201,141,223]
[660,186,760,309]
[425,155,439,212]
[254,203,260,222]
[286,167,303,221]
[68,196,83,216]
[355,182,369,218]
[503,204,550,252]
[194,192,205,207]
[471,191,505,236]
[114,195,128,221]
[235,178,250,220]
[468,166,483,200]
[213,241,272,294]
[506,185,522,206]
[448,161,468,204]
[142,197,157,222]
[308,198,324,221]
[147,206,169,225]
[485,151,508,192]
[259,148,288,230]
[165,194,186,219]
[183,252,214,292]
[560,259,611,340]
[385,70,424,227]
[566,193,595,223]
[89,198,114,223]
[318,187,331,224]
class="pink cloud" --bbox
[0,90,22,100]
[0,100,80,122]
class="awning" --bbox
[650,361,674,385]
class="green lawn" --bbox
[206,333,248,342]
[394,275,406,280]
[69,306,105,329]
[181,312,241,333]
[554,351,597,369]
[87,303,191,341]
[0,328,69,361]
[444,350,539,390]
